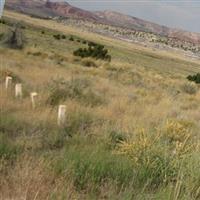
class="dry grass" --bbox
[0,11,200,199]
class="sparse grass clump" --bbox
[81,58,98,68]
[0,133,19,160]
[181,81,198,94]
[46,78,105,106]
[109,130,128,149]
[164,119,194,143]
[46,78,90,105]
[65,110,102,136]
[52,139,135,191]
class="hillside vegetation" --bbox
[0,11,200,200]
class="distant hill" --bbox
[95,10,170,36]
[95,10,200,45]
[5,0,56,18]
[5,0,99,20]
[5,0,200,44]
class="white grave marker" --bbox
[58,105,66,126]
[5,76,12,90]
[30,92,38,109]
[15,83,22,99]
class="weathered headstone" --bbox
[15,83,22,99]
[58,105,66,126]
[30,92,38,109]
[5,76,12,90]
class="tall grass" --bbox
[1,12,200,199]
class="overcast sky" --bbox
[0,0,5,17]
[67,0,200,33]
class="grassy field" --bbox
[0,11,200,199]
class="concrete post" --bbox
[58,105,66,126]
[30,92,38,109]
[15,83,22,99]
[5,76,12,90]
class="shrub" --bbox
[61,35,66,39]
[73,42,111,62]
[187,73,200,84]
[46,78,105,107]
[47,87,67,105]
[116,130,180,188]
[64,111,99,136]
[181,82,198,95]
[0,134,17,159]
[163,120,193,143]
[53,34,66,40]
[0,19,6,24]
[0,33,4,40]
[53,34,61,40]
[81,89,105,106]
[3,24,25,49]
[46,79,69,106]
[116,130,175,188]
[0,133,19,160]
[0,113,29,137]
[41,130,68,150]
[21,25,26,29]
[115,120,197,189]
[69,36,74,41]
[0,69,22,84]
[30,51,42,56]
[0,18,15,26]
[109,130,128,149]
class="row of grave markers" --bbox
[5,76,66,127]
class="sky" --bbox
[0,0,5,17]
[67,0,200,33]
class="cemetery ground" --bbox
[0,11,200,199]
